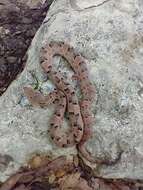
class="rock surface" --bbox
[0,0,143,181]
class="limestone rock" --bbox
[0,0,143,181]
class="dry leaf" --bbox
[48,173,56,184]
[28,154,50,169]
[0,173,24,190]
[59,172,92,190]
[13,184,29,190]
[55,169,66,178]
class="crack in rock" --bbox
[70,0,112,11]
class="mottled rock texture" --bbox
[0,0,143,181]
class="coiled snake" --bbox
[24,41,122,165]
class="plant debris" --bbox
[0,154,143,190]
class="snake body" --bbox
[24,41,95,148]
[24,41,122,164]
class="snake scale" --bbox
[24,41,122,165]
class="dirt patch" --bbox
[0,0,53,95]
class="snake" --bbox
[23,41,122,165]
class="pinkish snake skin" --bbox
[24,41,122,165]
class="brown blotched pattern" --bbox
[24,41,95,148]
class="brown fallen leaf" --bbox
[28,154,51,169]
[55,169,66,178]
[13,184,29,190]
[36,156,72,177]
[18,174,34,184]
[0,173,25,190]
[90,178,133,190]
[77,177,93,190]
[48,173,56,184]
[0,156,73,190]
[59,172,92,190]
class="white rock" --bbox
[0,0,143,181]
